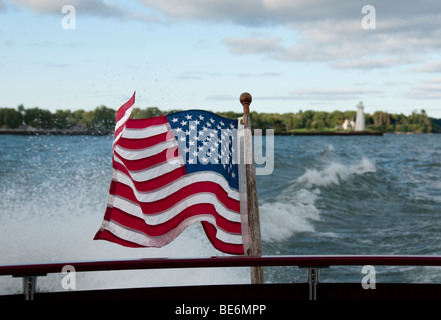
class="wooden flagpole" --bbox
[240,92,264,284]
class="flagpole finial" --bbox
[240,92,252,114]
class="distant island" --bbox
[1,104,440,135]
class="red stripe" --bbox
[112,162,186,192]
[113,146,180,172]
[116,93,135,122]
[114,92,136,140]
[202,222,244,255]
[124,115,168,129]
[95,220,244,253]
[94,229,142,248]
[107,203,241,237]
[117,131,175,150]
[113,180,240,213]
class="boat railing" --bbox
[1,255,441,300]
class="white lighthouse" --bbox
[355,102,365,131]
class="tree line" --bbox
[1,104,440,134]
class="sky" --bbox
[1,0,441,118]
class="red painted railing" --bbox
[2,255,441,276]
[2,255,441,300]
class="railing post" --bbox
[22,276,37,300]
[12,273,46,300]
[307,268,319,300]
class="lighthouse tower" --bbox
[355,102,365,131]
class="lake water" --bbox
[1,133,441,294]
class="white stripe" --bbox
[113,131,124,147]
[114,138,177,161]
[115,106,134,132]
[113,106,134,149]
[113,169,240,202]
[114,153,184,182]
[104,216,243,248]
[122,123,169,139]
[111,193,241,225]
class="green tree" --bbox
[53,109,73,129]
[23,107,54,129]
[0,107,23,128]
[92,105,116,132]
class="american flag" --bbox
[94,93,247,255]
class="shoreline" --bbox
[274,130,383,136]
[0,129,111,136]
[2,129,437,136]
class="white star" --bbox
[171,117,178,123]
[185,114,192,120]
[198,114,204,121]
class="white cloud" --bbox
[411,61,441,73]
[11,0,158,22]
[176,71,222,80]
[139,0,268,24]
[290,88,383,100]
[237,72,280,77]
[222,36,282,55]
[9,0,441,74]
[139,1,441,71]
[331,58,416,70]
[405,78,441,99]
